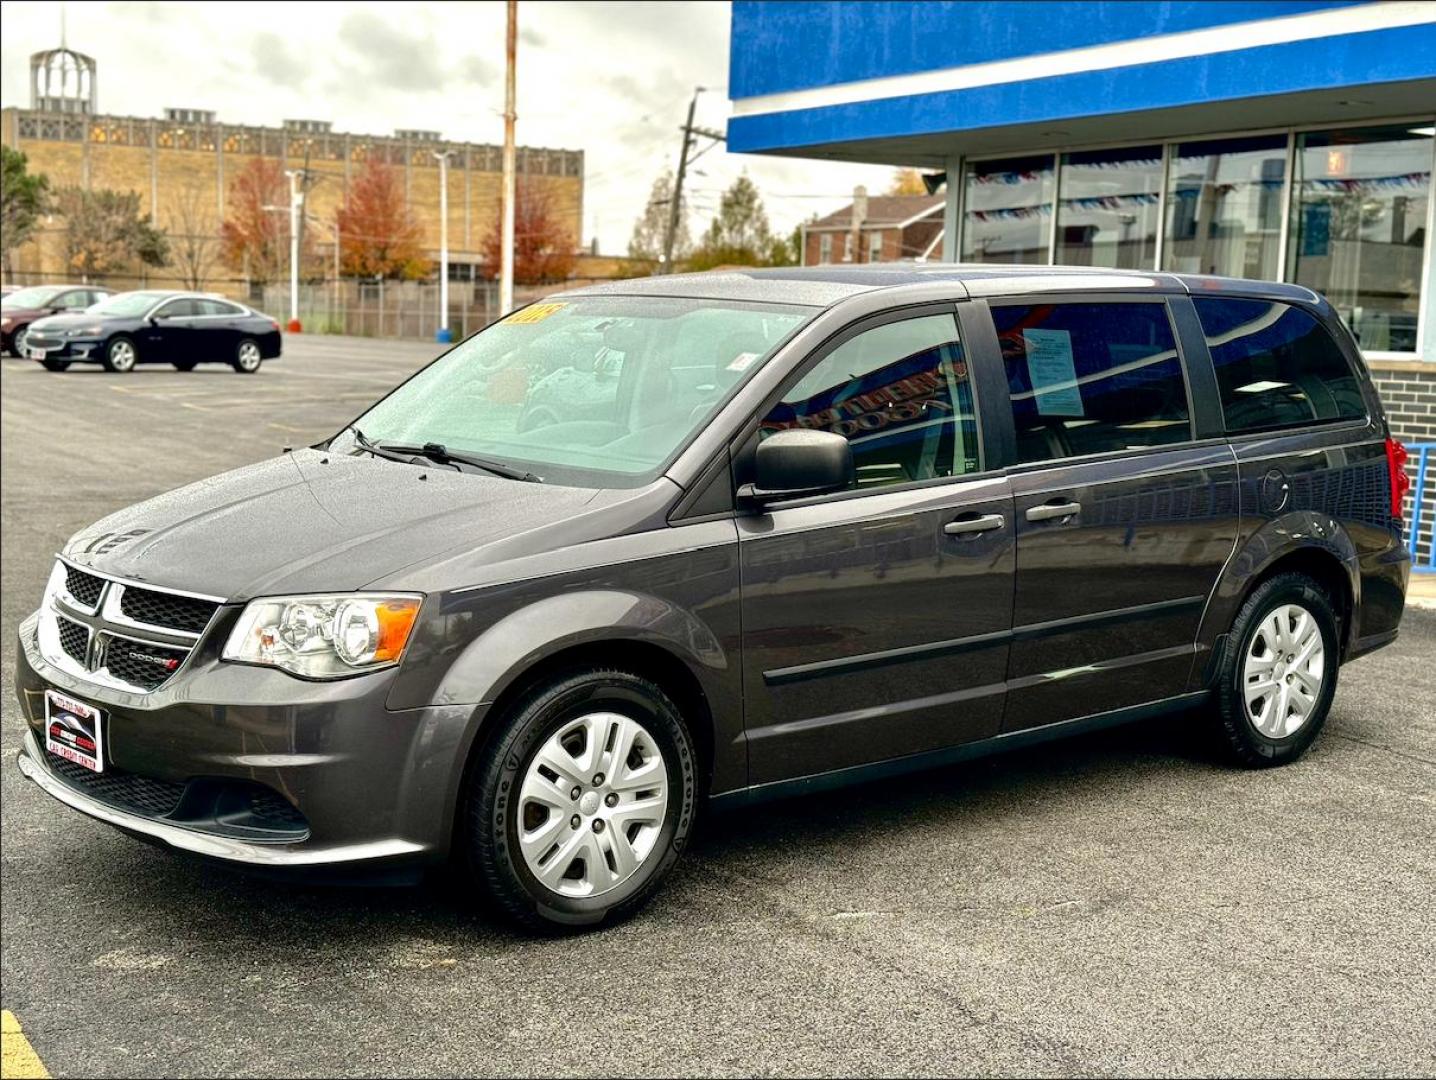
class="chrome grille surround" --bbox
[35,556,226,694]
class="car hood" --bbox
[3,307,51,322]
[28,312,110,332]
[61,449,611,600]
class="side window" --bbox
[1193,297,1366,433]
[197,299,240,316]
[992,301,1190,463]
[57,291,89,310]
[760,313,980,489]
[156,299,199,318]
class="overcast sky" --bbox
[0,0,901,252]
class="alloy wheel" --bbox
[236,342,261,372]
[108,339,136,372]
[14,327,30,355]
[516,711,669,898]
[1243,602,1325,738]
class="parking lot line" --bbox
[1,1011,50,1079]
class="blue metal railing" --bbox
[1410,442,1436,574]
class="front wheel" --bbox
[233,338,262,374]
[103,336,137,373]
[13,326,32,356]
[1210,571,1340,768]
[464,669,698,933]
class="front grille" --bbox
[64,565,104,607]
[119,586,219,635]
[47,755,185,817]
[56,616,89,665]
[249,788,306,827]
[102,639,189,691]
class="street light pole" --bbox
[500,0,517,316]
[434,150,453,343]
[284,168,302,332]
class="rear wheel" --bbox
[233,339,262,374]
[40,358,70,372]
[464,669,698,933]
[1210,572,1340,767]
[103,336,137,373]
[172,359,197,372]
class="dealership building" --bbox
[727,0,1436,460]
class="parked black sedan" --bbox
[23,290,283,373]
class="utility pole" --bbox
[663,87,724,273]
[434,150,453,342]
[283,168,302,332]
[500,0,517,316]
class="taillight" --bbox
[1385,437,1410,520]
[271,320,281,332]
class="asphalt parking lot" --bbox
[2,336,1434,1078]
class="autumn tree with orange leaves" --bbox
[337,158,429,280]
[220,158,311,285]
[480,179,576,284]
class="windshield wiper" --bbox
[348,427,541,482]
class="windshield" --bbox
[90,291,169,317]
[344,295,811,486]
[2,286,63,310]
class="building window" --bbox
[1194,297,1367,433]
[819,234,833,264]
[1164,134,1287,280]
[842,233,854,262]
[1287,123,1433,354]
[867,230,884,262]
[962,154,1055,263]
[1056,146,1162,269]
[991,301,1189,463]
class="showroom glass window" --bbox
[1056,146,1163,269]
[1193,297,1366,433]
[962,155,1055,264]
[761,314,979,488]
[1287,124,1433,352]
[991,302,1189,463]
[1163,134,1288,280]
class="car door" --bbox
[196,298,244,359]
[142,298,194,361]
[736,306,1016,787]
[983,295,1239,732]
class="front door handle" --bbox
[1026,500,1081,523]
[944,513,1005,536]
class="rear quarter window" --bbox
[1194,297,1366,433]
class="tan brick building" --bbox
[2,69,584,296]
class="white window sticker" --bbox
[1023,328,1084,416]
[726,351,761,373]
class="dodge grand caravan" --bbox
[14,266,1411,931]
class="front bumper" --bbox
[14,612,481,869]
[24,337,102,360]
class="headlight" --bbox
[66,325,103,337]
[1,317,11,329]
[222,593,422,678]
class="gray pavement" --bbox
[2,337,1434,1078]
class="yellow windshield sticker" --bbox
[507,302,566,325]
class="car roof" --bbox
[562,263,1320,309]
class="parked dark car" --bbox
[1,283,114,356]
[23,290,282,373]
[13,266,1411,932]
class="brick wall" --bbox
[1371,364,1436,567]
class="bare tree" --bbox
[165,177,220,290]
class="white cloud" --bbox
[1,0,901,252]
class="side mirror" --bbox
[739,429,853,508]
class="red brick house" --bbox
[801,193,945,266]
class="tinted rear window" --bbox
[1193,298,1366,433]
[992,301,1190,463]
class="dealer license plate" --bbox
[44,689,105,773]
[28,347,48,360]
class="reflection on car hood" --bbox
[27,312,108,332]
[62,449,607,600]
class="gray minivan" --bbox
[14,266,1412,931]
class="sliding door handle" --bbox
[1026,500,1081,522]
[944,513,1005,536]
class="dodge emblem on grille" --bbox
[125,648,181,672]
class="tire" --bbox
[40,358,70,372]
[13,326,31,356]
[464,669,699,933]
[103,336,138,373]
[1210,571,1340,768]
[233,338,262,374]
[172,359,197,372]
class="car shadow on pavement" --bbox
[32,710,1219,950]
